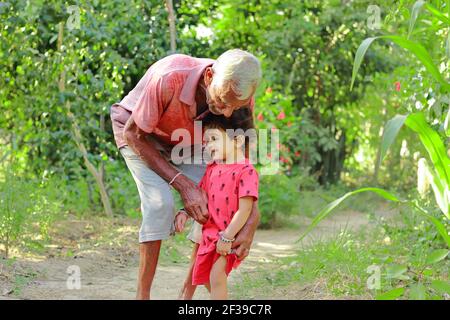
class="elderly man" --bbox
[110,49,262,300]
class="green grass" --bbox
[159,228,193,266]
[233,212,449,300]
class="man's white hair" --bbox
[211,49,262,101]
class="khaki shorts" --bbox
[120,146,205,243]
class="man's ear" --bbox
[204,67,214,86]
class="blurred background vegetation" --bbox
[0,0,448,299]
[0,0,414,218]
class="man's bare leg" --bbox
[178,243,199,300]
[136,240,161,300]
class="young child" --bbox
[175,113,258,300]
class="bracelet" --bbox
[218,231,235,243]
[168,172,183,186]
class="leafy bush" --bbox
[258,174,302,228]
[0,161,61,257]
[299,0,450,299]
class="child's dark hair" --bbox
[202,107,256,156]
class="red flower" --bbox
[271,126,277,132]
[257,112,264,121]
[287,121,292,127]
[295,151,301,157]
[267,153,272,159]
[265,87,273,94]
[277,111,286,120]
[394,81,401,92]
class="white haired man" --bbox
[110,49,262,299]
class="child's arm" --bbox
[174,208,189,233]
[223,197,254,240]
[216,197,254,255]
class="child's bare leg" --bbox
[210,256,228,300]
[178,243,199,300]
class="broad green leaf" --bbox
[430,280,450,294]
[406,113,450,218]
[408,1,426,39]
[350,37,378,91]
[298,188,401,241]
[425,3,450,25]
[408,1,450,39]
[350,36,450,91]
[378,115,408,167]
[425,249,449,264]
[444,106,450,136]
[376,287,405,300]
[414,203,450,248]
[409,283,427,300]
[386,264,408,279]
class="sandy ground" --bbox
[0,204,396,300]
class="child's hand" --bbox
[175,209,189,233]
[216,239,232,256]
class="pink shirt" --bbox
[197,159,259,255]
[110,54,255,151]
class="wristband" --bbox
[168,172,182,186]
[218,231,235,243]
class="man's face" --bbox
[204,68,252,118]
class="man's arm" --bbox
[124,115,208,223]
[231,201,260,259]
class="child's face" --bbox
[204,128,237,162]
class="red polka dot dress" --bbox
[192,158,259,285]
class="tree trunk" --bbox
[57,22,113,217]
[166,0,177,53]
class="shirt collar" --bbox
[179,58,215,108]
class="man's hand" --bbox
[174,175,209,224]
[231,202,260,260]
[124,116,209,225]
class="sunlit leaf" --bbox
[430,280,450,294]
[406,113,450,218]
[378,115,408,167]
[376,287,405,300]
[298,188,401,241]
[350,37,378,91]
[409,283,427,300]
[350,36,450,91]
[386,264,408,279]
[408,0,426,39]
[414,203,450,248]
[425,249,449,264]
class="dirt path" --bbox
[0,204,396,300]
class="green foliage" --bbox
[257,217,449,299]
[179,0,395,184]
[299,0,450,299]
[0,159,60,257]
[0,0,174,215]
[258,174,302,228]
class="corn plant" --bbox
[299,0,450,299]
